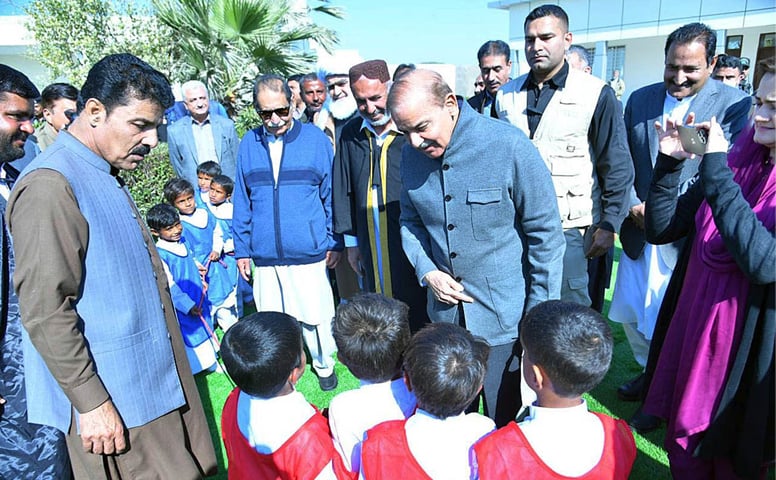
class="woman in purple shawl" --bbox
[644,60,775,479]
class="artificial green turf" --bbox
[197,243,675,479]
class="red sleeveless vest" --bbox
[221,388,353,480]
[360,419,433,479]
[473,412,636,480]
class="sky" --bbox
[0,0,510,66]
[314,0,511,67]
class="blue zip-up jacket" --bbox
[233,120,340,266]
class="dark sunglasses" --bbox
[257,106,290,121]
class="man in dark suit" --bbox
[168,80,238,187]
[468,40,511,117]
[609,23,750,431]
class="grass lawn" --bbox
[195,244,674,479]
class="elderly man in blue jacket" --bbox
[388,69,565,427]
[233,74,342,391]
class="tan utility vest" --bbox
[497,69,604,229]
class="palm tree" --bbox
[153,0,343,114]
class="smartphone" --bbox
[677,125,707,155]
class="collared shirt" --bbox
[519,61,633,233]
[662,91,697,127]
[267,133,284,183]
[663,91,699,196]
[237,389,315,453]
[476,90,496,115]
[519,399,605,477]
[360,119,402,146]
[342,119,402,253]
[0,166,11,201]
[329,378,416,472]
[522,62,570,138]
[190,115,218,165]
[404,409,495,480]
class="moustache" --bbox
[266,119,287,129]
[130,145,151,157]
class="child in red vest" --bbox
[360,323,495,479]
[474,301,636,479]
[329,294,417,474]
[219,312,345,479]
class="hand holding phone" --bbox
[677,125,707,155]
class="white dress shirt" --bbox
[404,409,494,480]
[329,378,416,472]
[518,399,605,477]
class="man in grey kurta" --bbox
[7,54,217,479]
[388,69,564,426]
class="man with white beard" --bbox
[326,73,358,126]
[332,59,429,332]
[312,71,360,154]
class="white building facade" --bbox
[0,13,48,88]
[488,0,775,104]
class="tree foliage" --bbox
[152,0,343,112]
[124,143,174,218]
[24,0,179,86]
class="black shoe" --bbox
[629,408,661,434]
[318,372,338,391]
[617,373,646,402]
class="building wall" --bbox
[0,15,49,89]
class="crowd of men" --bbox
[0,2,763,478]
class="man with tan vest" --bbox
[495,4,633,308]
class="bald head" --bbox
[387,69,453,113]
[387,69,458,159]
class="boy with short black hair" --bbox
[164,177,236,330]
[360,322,494,479]
[474,300,636,479]
[208,174,233,208]
[329,293,416,473]
[196,161,221,207]
[220,312,344,479]
[207,174,234,237]
[147,203,217,374]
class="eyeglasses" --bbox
[474,82,485,87]
[257,106,291,121]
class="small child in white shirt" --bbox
[329,293,417,473]
[147,203,217,374]
[474,300,636,479]
[220,312,347,479]
[164,177,236,331]
[360,322,494,480]
[196,161,221,209]
[206,174,239,329]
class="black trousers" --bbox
[460,305,523,427]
